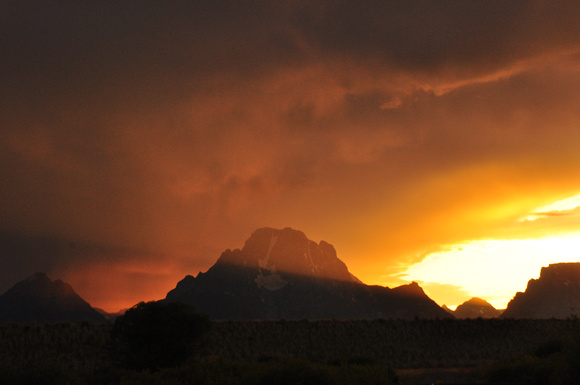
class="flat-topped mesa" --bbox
[502,262,580,319]
[539,262,580,282]
[240,227,357,283]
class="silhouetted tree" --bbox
[110,301,211,371]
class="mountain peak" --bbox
[165,227,451,320]
[17,272,51,287]
[453,297,501,319]
[391,281,426,297]
[463,297,493,307]
[11,272,75,296]
[25,272,50,281]
[0,273,106,323]
[238,227,357,283]
[11,272,54,295]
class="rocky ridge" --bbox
[165,227,451,320]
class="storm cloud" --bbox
[1,1,579,310]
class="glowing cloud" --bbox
[520,193,580,221]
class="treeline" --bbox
[0,317,578,384]
[1,318,578,368]
[205,318,578,368]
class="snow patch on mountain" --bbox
[255,233,287,290]
[258,233,279,270]
[255,272,288,291]
[305,241,317,276]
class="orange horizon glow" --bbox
[384,193,580,310]
[49,191,580,313]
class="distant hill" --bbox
[501,263,580,319]
[446,297,502,319]
[0,273,106,323]
[165,227,451,320]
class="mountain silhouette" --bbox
[501,263,580,319]
[0,272,106,323]
[165,227,451,320]
[446,297,502,319]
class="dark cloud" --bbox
[293,1,580,76]
[1,1,580,309]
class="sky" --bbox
[1,1,580,312]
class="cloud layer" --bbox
[1,1,580,310]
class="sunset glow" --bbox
[1,2,580,312]
[401,193,580,309]
[404,233,580,309]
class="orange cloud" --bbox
[1,1,580,310]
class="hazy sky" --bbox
[2,1,580,311]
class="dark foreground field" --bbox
[0,318,578,384]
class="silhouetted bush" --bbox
[109,301,211,371]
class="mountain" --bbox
[448,297,502,319]
[0,273,106,323]
[442,304,454,315]
[501,263,580,319]
[165,227,451,320]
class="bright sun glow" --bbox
[404,232,580,309]
[404,192,580,309]
[520,193,580,221]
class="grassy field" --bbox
[0,318,578,384]
[205,318,577,368]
